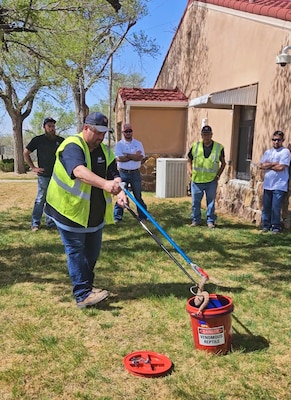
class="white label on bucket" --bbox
[198,326,225,346]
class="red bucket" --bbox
[186,294,234,355]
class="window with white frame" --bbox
[236,106,256,180]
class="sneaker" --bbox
[207,223,215,229]
[272,228,281,234]
[189,222,200,227]
[114,219,122,224]
[77,290,109,309]
[261,227,269,233]
[31,226,39,232]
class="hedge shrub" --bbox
[0,159,30,172]
[0,159,14,172]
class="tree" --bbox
[24,100,77,143]
[0,0,159,173]
[42,0,158,131]
[0,1,66,172]
[93,72,145,124]
[0,60,46,173]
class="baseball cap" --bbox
[123,123,132,132]
[201,125,212,134]
[43,117,56,127]
[85,112,108,132]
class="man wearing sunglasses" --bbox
[259,130,291,233]
[114,123,147,222]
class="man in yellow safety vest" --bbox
[187,125,226,229]
[45,112,127,309]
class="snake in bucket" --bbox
[193,275,210,316]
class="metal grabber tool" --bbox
[120,183,210,314]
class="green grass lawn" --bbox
[0,189,290,400]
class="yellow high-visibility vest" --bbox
[46,132,115,226]
[191,141,223,183]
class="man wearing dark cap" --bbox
[24,117,64,231]
[187,125,226,228]
[45,112,127,309]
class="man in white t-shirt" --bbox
[114,123,147,222]
[259,130,291,233]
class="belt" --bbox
[119,168,140,173]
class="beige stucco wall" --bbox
[114,100,187,155]
[154,2,291,227]
[114,99,188,191]
[155,3,291,158]
[123,107,187,155]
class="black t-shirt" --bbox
[188,141,225,161]
[45,143,119,228]
[26,134,64,177]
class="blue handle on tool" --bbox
[121,185,209,281]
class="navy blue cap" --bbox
[43,117,56,127]
[85,112,108,132]
[201,125,212,134]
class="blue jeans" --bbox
[114,170,147,220]
[191,180,218,224]
[58,227,103,303]
[262,189,285,231]
[32,176,55,228]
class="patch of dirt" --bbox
[0,181,37,211]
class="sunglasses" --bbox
[272,138,283,142]
[124,129,133,133]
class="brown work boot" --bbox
[189,222,200,227]
[92,287,103,293]
[77,290,109,309]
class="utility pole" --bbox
[108,36,114,149]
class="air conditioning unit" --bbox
[156,158,188,198]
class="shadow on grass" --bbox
[125,199,256,231]
[0,241,68,288]
[232,314,270,353]
[1,202,290,299]
[232,332,269,353]
[111,281,244,300]
[0,205,281,357]
[105,202,291,285]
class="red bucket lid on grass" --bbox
[123,350,172,378]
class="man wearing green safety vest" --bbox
[45,112,127,309]
[187,125,226,229]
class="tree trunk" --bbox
[72,71,89,133]
[12,117,26,174]
[0,70,40,174]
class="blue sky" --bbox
[128,0,187,86]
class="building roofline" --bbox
[154,0,291,87]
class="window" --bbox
[236,106,256,180]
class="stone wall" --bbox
[216,162,291,229]
[140,153,185,192]
[140,155,291,230]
